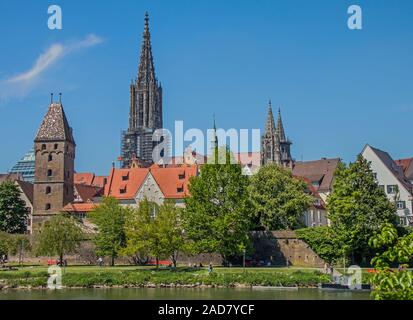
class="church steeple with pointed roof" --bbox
[122,12,163,168]
[261,101,293,167]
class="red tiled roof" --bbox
[74,173,107,188]
[104,166,198,200]
[74,183,102,202]
[62,203,96,213]
[292,158,340,193]
[151,166,197,198]
[104,168,148,199]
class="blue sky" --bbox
[0,0,412,175]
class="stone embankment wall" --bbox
[251,231,325,267]
[8,231,324,267]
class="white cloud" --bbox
[0,34,103,101]
[6,44,64,83]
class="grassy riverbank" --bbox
[0,266,334,289]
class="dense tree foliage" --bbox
[369,223,413,300]
[296,227,341,264]
[89,197,128,266]
[327,156,397,263]
[35,214,83,263]
[0,181,28,234]
[183,149,253,264]
[123,199,162,267]
[249,164,312,230]
[154,201,185,268]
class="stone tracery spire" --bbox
[276,108,287,142]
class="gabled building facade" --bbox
[361,145,413,226]
[104,165,198,207]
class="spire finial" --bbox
[144,12,149,32]
[213,113,216,130]
[269,99,272,107]
[59,93,62,104]
[50,93,53,104]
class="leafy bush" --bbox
[296,227,341,264]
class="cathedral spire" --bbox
[276,108,286,142]
[122,12,163,167]
[212,114,218,148]
[264,100,276,136]
[137,12,156,86]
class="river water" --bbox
[0,287,371,300]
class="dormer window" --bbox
[177,184,184,193]
[122,173,129,181]
[178,171,185,180]
[120,184,127,194]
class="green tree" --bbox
[7,234,31,265]
[369,223,413,300]
[249,164,312,230]
[89,197,127,266]
[183,148,253,264]
[0,180,28,234]
[123,199,161,267]
[155,201,185,268]
[327,155,397,264]
[35,214,83,263]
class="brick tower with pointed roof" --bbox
[33,94,75,226]
[121,12,163,168]
[261,101,293,167]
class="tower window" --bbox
[48,154,53,162]
[41,144,46,150]
[45,203,51,210]
[54,144,58,150]
[47,169,52,177]
[45,186,51,194]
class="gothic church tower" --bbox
[261,101,293,167]
[122,12,163,167]
[33,95,75,227]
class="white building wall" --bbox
[362,146,413,226]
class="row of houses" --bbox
[2,142,412,234]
